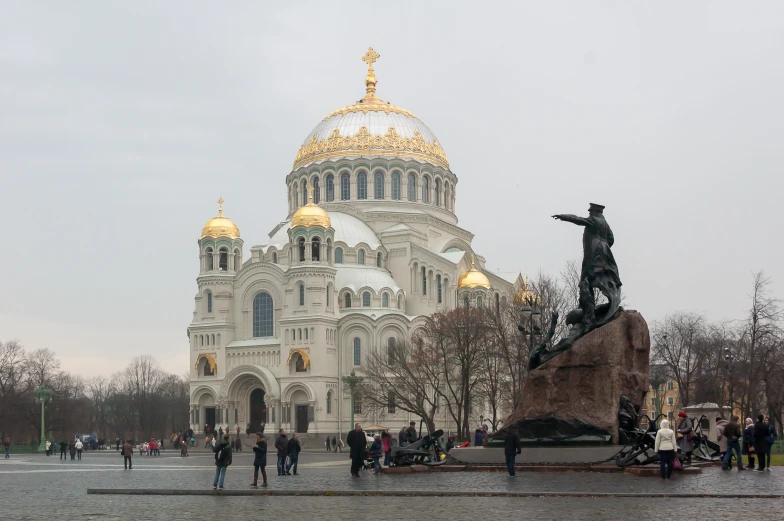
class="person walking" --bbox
[275,429,289,476]
[59,440,68,461]
[742,417,756,470]
[121,440,133,470]
[654,419,677,479]
[212,434,233,490]
[381,429,392,466]
[347,423,366,477]
[370,434,383,472]
[286,433,301,475]
[753,414,770,471]
[722,415,744,471]
[180,436,189,457]
[250,433,268,487]
[503,427,522,476]
[715,415,728,460]
[765,417,777,470]
[331,436,337,453]
[68,440,76,461]
[3,438,10,459]
[218,427,223,439]
[75,439,83,460]
[326,436,331,452]
[115,438,120,451]
[676,412,695,464]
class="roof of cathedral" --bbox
[262,211,380,251]
[292,48,448,170]
[335,266,402,295]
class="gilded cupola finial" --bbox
[217,197,224,217]
[362,47,380,101]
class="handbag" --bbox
[687,431,697,441]
[673,456,682,470]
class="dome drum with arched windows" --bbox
[187,48,517,441]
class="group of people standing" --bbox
[323,435,344,452]
[44,438,84,460]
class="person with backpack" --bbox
[250,433,268,487]
[212,434,233,490]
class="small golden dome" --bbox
[201,197,241,239]
[292,186,331,228]
[457,255,491,289]
[514,275,541,306]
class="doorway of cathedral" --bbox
[249,388,266,432]
[205,407,216,433]
[295,405,308,433]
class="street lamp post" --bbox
[32,385,51,453]
[723,348,736,415]
[341,370,364,429]
[518,303,543,354]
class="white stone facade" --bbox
[188,61,515,439]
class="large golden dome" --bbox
[514,275,541,306]
[292,187,331,228]
[457,256,491,289]
[292,48,449,170]
[201,198,240,239]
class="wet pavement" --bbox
[1,450,782,520]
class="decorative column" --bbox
[32,385,51,452]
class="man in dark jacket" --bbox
[504,427,522,476]
[212,434,233,490]
[406,422,418,444]
[722,415,743,471]
[286,433,302,475]
[474,427,484,447]
[250,433,267,487]
[121,440,133,470]
[346,423,366,477]
[753,414,770,471]
[59,440,68,460]
[398,426,408,447]
[275,429,289,476]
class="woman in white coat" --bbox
[655,419,677,479]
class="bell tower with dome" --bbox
[187,48,520,440]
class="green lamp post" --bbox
[341,370,364,429]
[32,385,51,453]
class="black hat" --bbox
[409,421,416,425]
[588,203,605,213]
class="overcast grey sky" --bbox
[1,1,782,377]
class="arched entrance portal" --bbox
[249,388,267,432]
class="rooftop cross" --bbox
[307,184,314,204]
[361,47,380,100]
[217,197,224,216]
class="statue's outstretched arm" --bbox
[552,214,590,226]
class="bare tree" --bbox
[651,312,707,407]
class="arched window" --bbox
[495,293,500,312]
[397,295,403,310]
[437,275,442,304]
[408,173,416,201]
[341,173,350,200]
[205,335,209,346]
[376,252,382,268]
[382,293,389,308]
[326,285,332,308]
[387,337,396,363]
[211,334,215,345]
[374,171,384,199]
[335,247,343,263]
[272,252,278,264]
[312,237,320,262]
[391,172,401,200]
[353,338,361,365]
[326,174,335,202]
[422,176,430,203]
[435,179,441,206]
[477,295,483,307]
[344,293,352,308]
[464,296,470,308]
[326,390,332,414]
[362,292,370,307]
[205,248,213,271]
[313,177,320,204]
[326,239,332,263]
[298,328,302,340]
[422,266,427,295]
[207,292,213,313]
[357,249,365,265]
[252,292,274,337]
[234,249,241,271]
[357,172,367,199]
[219,248,228,271]
[298,237,306,262]
[305,328,309,340]
[299,283,305,306]
[445,181,451,210]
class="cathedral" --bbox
[188,48,517,439]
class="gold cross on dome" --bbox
[307,185,314,203]
[362,47,380,68]
[217,197,224,216]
